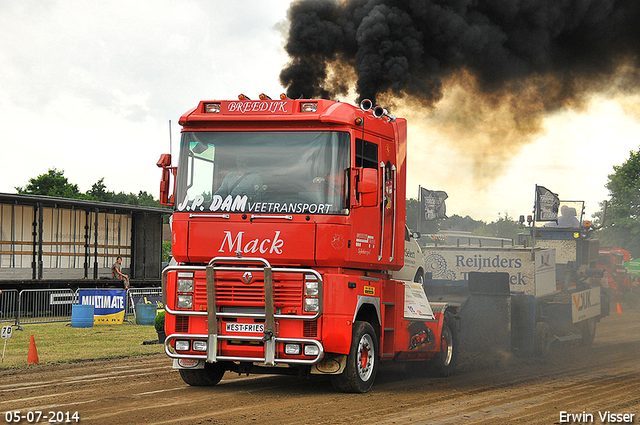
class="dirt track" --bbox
[1,306,639,425]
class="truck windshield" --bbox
[536,201,584,228]
[175,131,350,215]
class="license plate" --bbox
[225,322,265,333]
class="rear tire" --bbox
[331,321,378,393]
[414,269,424,285]
[427,312,458,377]
[534,322,551,357]
[579,317,597,346]
[179,362,227,386]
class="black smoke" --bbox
[280,0,640,109]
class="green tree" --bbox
[15,168,90,200]
[406,199,524,242]
[597,149,640,258]
[481,212,522,242]
[86,178,112,202]
[440,214,485,232]
[17,169,163,208]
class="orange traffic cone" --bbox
[27,334,39,364]
[617,303,622,314]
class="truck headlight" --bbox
[305,280,319,296]
[285,344,301,355]
[192,340,207,352]
[175,340,190,351]
[177,294,193,309]
[177,279,194,293]
[304,298,319,312]
[304,345,320,356]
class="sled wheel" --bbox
[428,312,458,377]
[579,317,597,346]
[331,321,378,393]
[534,322,551,357]
[179,361,227,386]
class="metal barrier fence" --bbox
[126,287,163,322]
[1,289,19,325]
[7,287,161,328]
[18,289,78,326]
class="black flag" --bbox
[421,188,448,221]
[535,185,560,221]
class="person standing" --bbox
[112,256,130,289]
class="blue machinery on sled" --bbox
[422,202,608,357]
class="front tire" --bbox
[331,321,379,393]
[179,361,227,386]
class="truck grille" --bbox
[175,315,189,333]
[194,272,304,308]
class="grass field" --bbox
[0,321,164,369]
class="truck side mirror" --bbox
[156,154,176,206]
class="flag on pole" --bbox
[535,185,560,221]
[421,188,448,221]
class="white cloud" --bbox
[1,0,639,224]
[406,96,640,222]
[1,0,292,194]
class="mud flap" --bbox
[311,354,347,375]
[458,272,511,358]
[511,294,536,356]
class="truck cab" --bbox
[157,96,456,393]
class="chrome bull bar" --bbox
[161,257,324,366]
[163,333,324,365]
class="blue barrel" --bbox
[136,303,156,325]
[71,304,94,328]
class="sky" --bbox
[1,0,639,223]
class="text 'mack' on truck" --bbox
[157,95,456,393]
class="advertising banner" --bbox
[403,282,435,321]
[79,289,125,325]
[129,293,163,310]
[571,287,601,323]
[423,247,556,297]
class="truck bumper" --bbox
[164,332,324,366]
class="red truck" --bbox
[157,95,457,393]
[597,246,631,294]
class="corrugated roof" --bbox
[0,192,171,215]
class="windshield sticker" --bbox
[245,202,333,214]
[226,101,290,114]
[177,194,334,214]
